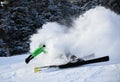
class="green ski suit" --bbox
[31,46,46,58]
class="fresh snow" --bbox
[0,54,120,82]
[0,6,120,82]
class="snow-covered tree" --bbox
[0,0,119,56]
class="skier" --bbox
[25,44,47,64]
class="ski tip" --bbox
[96,56,110,62]
[34,67,41,73]
[104,56,109,61]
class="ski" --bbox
[34,56,109,72]
[58,56,109,68]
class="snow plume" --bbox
[30,6,120,66]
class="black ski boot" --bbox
[70,55,84,63]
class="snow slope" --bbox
[0,6,120,82]
[0,54,120,82]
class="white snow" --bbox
[0,6,120,82]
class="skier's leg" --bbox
[29,55,34,60]
[25,55,34,64]
[27,55,32,59]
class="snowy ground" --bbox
[0,54,120,82]
[0,6,120,82]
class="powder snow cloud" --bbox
[30,6,120,65]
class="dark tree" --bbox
[0,0,119,56]
[0,28,10,56]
